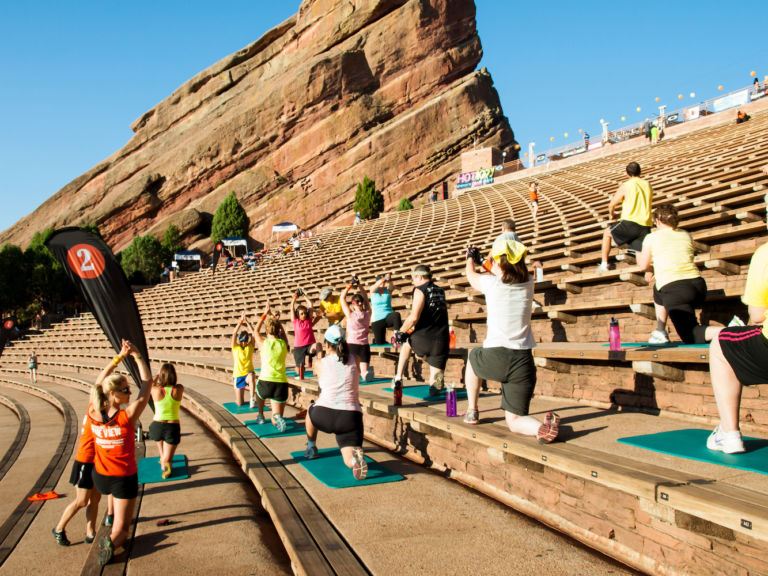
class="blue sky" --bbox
[1,0,766,236]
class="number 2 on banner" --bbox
[66,243,106,279]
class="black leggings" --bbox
[653,277,707,344]
[371,312,402,344]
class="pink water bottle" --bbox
[446,385,457,417]
[609,317,621,351]
[393,380,403,406]
[298,364,305,380]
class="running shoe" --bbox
[647,330,670,345]
[97,536,114,566]
[304,444,319,459]
[728,315,746,327]
[85,533,95,544]
[254,414,266,425]
[52,528,70,546]
[249,397,257,409]
[463,409,479,425]
[537,412,561,444]
[706,425,745,454]
[432,372,445,392]
[104,514,113,527]
[273,414,287,433]
[162,462,172,480]
[596,262,612,273]
[351,447,368,480]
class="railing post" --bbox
[528,142,535,169]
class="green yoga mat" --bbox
[359,377,393,386]
[286,369,315,378]
[222,402,270,415]
[601,343,710,348]
[245,418,305,438]
[370,344,392,348]
[381,384,468,401]
[290,448,404,488]
[137,454,189,484]
[618,429,768,475]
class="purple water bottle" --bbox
[446,385,457,417]
[609,317,621,351]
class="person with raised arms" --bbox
[340,280,373,381]
[89,339,152,566]
[231,313,257,408]
[253,303,289,432]
[149,363,184,479]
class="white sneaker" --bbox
[596,262,610,272]
[249,397,256,409]
[706,425,745,454]
[648,330,670,345]
[728,315,745,327]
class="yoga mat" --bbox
[138,454,189,484]
[601,343,709,348]
[222,402,270,415]
[359,377,393,386]
[618,429,768,475]
[245,418,305,438]
[371,344,392,348]
[286,369,315,378]
[290,448,404,488]
[382,385,468,401]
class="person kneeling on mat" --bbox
[253,303,289,432]
[303,325,367,480]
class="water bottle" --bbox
[609,317,621,351]
[298,364,305,380]
[135,420,143,442]
[449,328,456,349]
[393,380,402,406]
[446,385,457,417]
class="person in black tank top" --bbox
[392,264,449,396]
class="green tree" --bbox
[81,222,102,238]
[211,192,249,243]
[397,197,414,211]
[353,176,384,220]
[24,228,72,308]
[121,234,164,285]
[161,224,184,263]
[0,243,27,313]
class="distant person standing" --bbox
[231,313,257,408]
[528,182,539,217]
[598,161,653,271]
[28,351,38,384]
[149,363,184,479]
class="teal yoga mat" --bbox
[137,454,189,484]
[290,448,404,488]
[601,343,709,348]
[222,402,270,415]
[359,377,393,386]
[618,429,768,475]
[286,369,314,378]
[245,418,305,438]
[381,384,468,401]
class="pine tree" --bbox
[353,176,384,220]
[397,197,414,211]
[211,192,250,243]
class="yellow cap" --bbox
[491,237,527,264]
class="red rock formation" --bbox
[1,0,514,252]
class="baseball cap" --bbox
[411,264,431,277]
[319,288,332,301]
[490,237,527,264]
[324,324,345,344]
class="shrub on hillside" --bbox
[0,243,27,314]
[161,224,184,263]
[354,176,384,220]
[211,192,249,243]
[397,197,413,211]
[121,234,164,285]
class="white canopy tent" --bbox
[221,237,248,257]
[270,222,299,245]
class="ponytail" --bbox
[90,382,107,413]
[332,339,349,365]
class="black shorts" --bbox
[610,220,651,251]
[149,421,181,445]
[653,277,708,343]
[347,343,371,364]
[409,330,449,370]
[718,326,768,386]
[256,379,288,403]
[469,347,536,416]
[69,460,95,489]
[92,469,139,499]
[293,345,316,367]
[308,405,364,448]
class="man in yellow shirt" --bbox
[318,288,345,325]
[598,162,653,271]
[706,243,768,454]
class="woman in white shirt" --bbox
[463,237,559,443]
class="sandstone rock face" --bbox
[1,0,514,252]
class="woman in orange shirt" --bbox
[89,339,151,566]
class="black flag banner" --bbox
[45,228,149,391]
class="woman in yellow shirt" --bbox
[637,205,721,344]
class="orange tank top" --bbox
[91,409,137,476]
[75,414,95,463]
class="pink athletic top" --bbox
[293,317,316,348]
[316,354,361,412]
[345,308,371,345]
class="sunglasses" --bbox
[117,387,131,394]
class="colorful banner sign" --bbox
[712,89,749,113]
[456,168,495,189]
